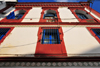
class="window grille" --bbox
[92,29,100,39]
[76,13,88,19]
[0,28,10,40]
[43,13,57,19]
[41,29,60,44]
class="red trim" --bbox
[39,7,62,22]
[85,6,100,17]
[0,22,100,25]
[0,27,14,44]
[35,27,67,57]
[16,2,89,7]
[0,57,100,62]
[87,27,100,43]
[0,8,31,23]
[69,7,99,23]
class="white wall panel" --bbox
[62,27,100,57]
[0,27,38,57]
[58,7,79,22]
[22,7,42,22]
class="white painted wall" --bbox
[85,8,100,20]
[62,27,100,57]
[22,7,42,22]
[58,7,79,22]
[0,7,15,21]
[0,27,38,57]
[0,26,100,57]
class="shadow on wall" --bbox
[69,44,100,57]
[1,45,100,57]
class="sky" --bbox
[2,0,100,13]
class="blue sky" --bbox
[8,0,100,13]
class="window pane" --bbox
[76,13,88,19]
[92,29,100,39]
[0,28,10,40]
[42,29,60,44]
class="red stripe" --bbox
[0,8,31,22]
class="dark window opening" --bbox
[42,29,60,44]
[76,13,88,19]
[14,13,24,19]
[44,13,57,19]
[92,29,100,39]
[0,28,10,40]
[7,10,26,19]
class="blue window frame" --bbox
[42,29,60,44]
[15,13,24,19]
[7,11,24,19]
[7,11,15,19]
[0,28,10,40]
[76,13,88,19]
[92,29,100,39]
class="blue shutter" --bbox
[7,11,15,19]
[43,14,45,19]
[55,14,57,17]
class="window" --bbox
[14,13,24,19]
[7,11,15,19]
[44,13,57,19]
[7,10,26,19]
[92,29,100,39]
[43,10,57,19]
[36,27,67,56]
[41,29,60,44]
[76,13,88,19]
[87,27,100,43]
[0,28,10,40]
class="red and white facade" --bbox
[0,2,100,58]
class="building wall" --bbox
[0,27,38,57]
[0,26,100,57]
[62,27,100,57]
[58,7,79,22]
[22,7,42,22]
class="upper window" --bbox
[43,9,57,19]
[0,28,10,40]
[76,13,88,19]
[87,27,100,43]
[41,29,60,44]
[75,10,93,19]
[92,29,100,39]
[7,10,26,19]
